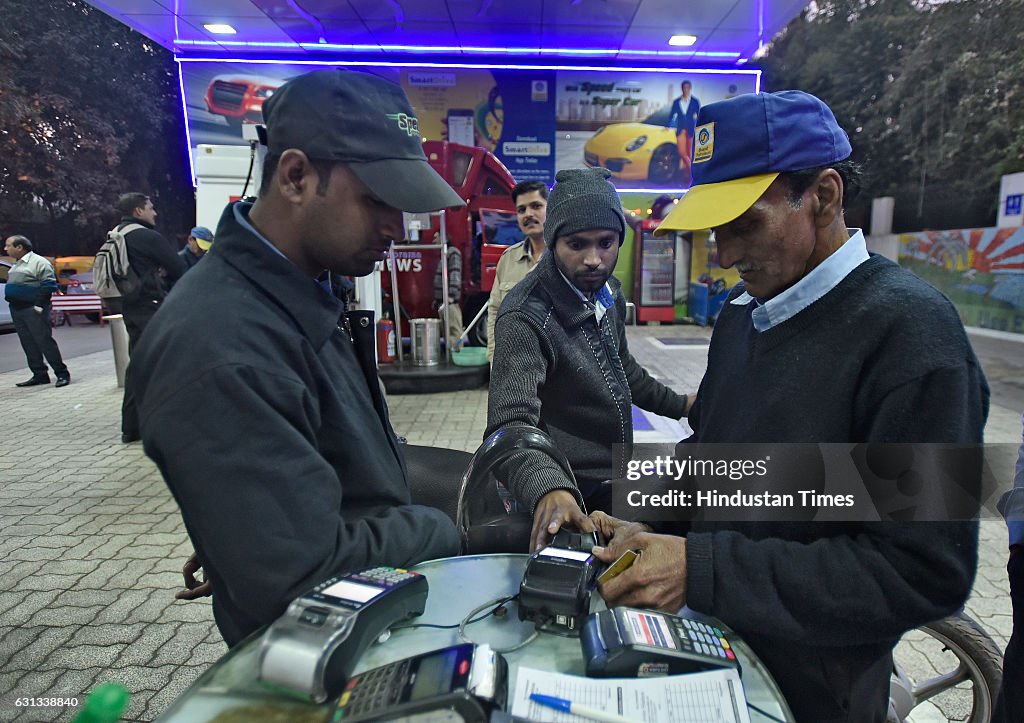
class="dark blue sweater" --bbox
[683,255,989,721]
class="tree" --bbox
[760,0,1024,231]
[0,0,194,254]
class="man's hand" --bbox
[174,552,213,600]
[592,531,687,613]
[530,490,595,552]
[589,510,651,544]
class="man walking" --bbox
[4,235,70,387]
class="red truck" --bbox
[382,140,524,346]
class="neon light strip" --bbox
[172,39,743,58]
[176,61,197,187]
[617,188,689,196]
[175,57,761,76]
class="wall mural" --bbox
[898,227,1024,334]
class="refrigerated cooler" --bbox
[632,219,677,322]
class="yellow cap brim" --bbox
[655,172,779,234]
[195,238,213,251]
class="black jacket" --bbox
[119,217,185,308]
[683,255,988,722]
[128,202,459,645]
[487,251,686,510]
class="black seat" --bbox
[403,444,472,525]
[403,426,575,555]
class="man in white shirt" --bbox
[3,235,70,387]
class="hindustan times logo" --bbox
[626,455,769,482]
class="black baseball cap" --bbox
[261,69,465,213]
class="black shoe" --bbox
[55,375,71,388]
[122,433,140,444]
[15,376,50,387]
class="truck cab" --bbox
[383,141,523,345]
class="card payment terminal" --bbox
[581,607,740,678]
[333,643,506,722]
[518,530,603,633]
[259,567,428,703]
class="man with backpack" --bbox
[113,192,185,442]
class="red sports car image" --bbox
[204,75,281,128]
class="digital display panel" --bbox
[539,547,592,562]
[321,580,385,604]
[409,647,460,701]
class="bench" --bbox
[50,294,105,326]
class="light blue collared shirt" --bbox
[730,228,870,332]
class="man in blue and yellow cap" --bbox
[591,90,989,722]
[178,226,213,271]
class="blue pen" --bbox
[529,693,635,723]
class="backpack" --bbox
[93,223,143,300]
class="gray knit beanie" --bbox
[543,168,626,246]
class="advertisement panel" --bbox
[689,231,742,326]
[554,71,757,190]
[180,62,756,190]
[180,62,556,185]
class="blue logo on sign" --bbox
[1006,194,1023,216]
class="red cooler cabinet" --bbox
[632,219,676,322]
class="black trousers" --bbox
[11,304,68,379]
[995,548,1023,722]
[121,301,158,438]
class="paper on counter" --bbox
[510,666,751,723]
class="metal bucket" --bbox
[410,318,441,366]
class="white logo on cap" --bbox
[386,112,421,138]
[694,122,714,164]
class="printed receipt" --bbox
[511,666,751,722]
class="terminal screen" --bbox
[539,547,592,562]
[321,580,385,604]
[409,647,460,701]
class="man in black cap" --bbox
[127,70,465,646]
[486,168,690,553]
[592,91,988,722]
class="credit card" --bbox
[597,549,639,585]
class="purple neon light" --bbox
[175,57,761,76]
[169,39,745,58]
[172,39,742,60]
[176,61,196,187]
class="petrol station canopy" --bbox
[83,0,811,66]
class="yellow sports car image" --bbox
[583,106,683,185]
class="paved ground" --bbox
[0,322,1020,722]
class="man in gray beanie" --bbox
[486,168,691,552]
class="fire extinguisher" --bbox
[376,316,396,363]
